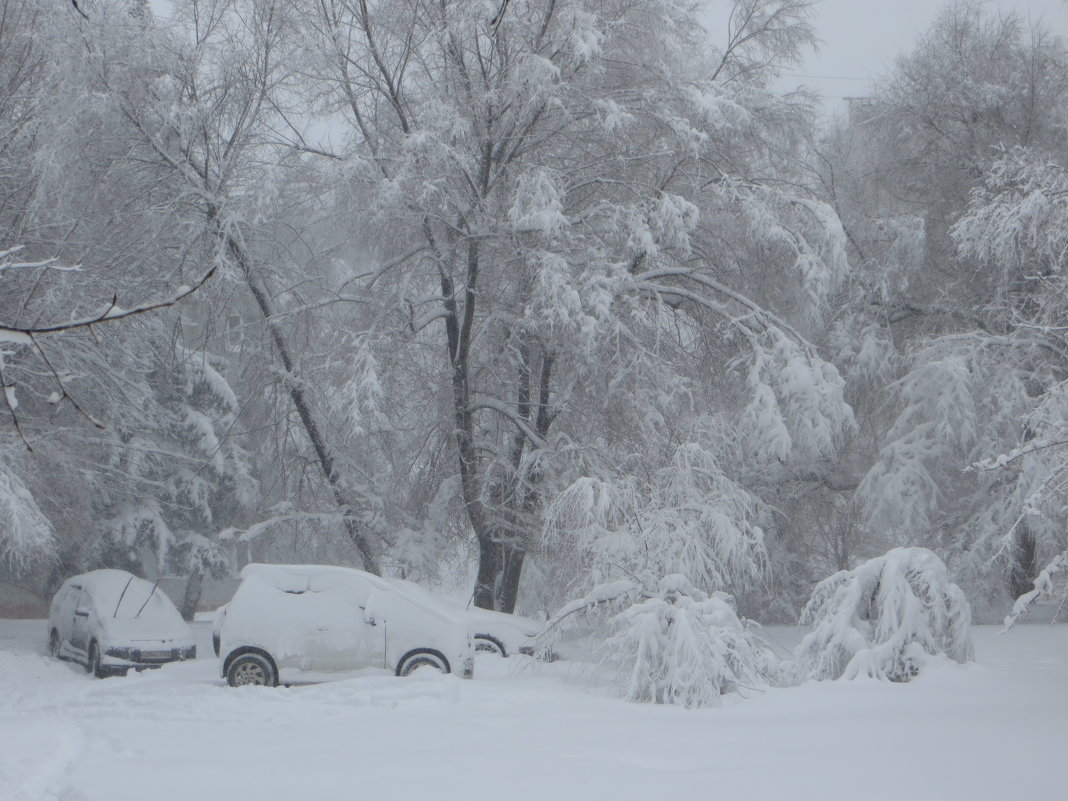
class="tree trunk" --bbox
[180,568,203,622]
[498,544,525,613]
[473,537,503,609]
[471,534,526,613]
[469,350,552,613]
[1009,525,1038,601]
[221,228,381,574]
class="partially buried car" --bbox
[218,563,475,687]
[365,577,545,657]
[463,605,545,657]
[211,589,545,660]
[48,569,197,678]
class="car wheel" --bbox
[473,635,506,657]
[48,629,61,659]
[226,653,277,687]
[396,650,450,677]
[88,641,106,679]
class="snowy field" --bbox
[1,619,1066,801]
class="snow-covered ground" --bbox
[1,619,1065,801]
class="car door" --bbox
[69,589,93,655]
[303,578,386,672]
[52,584,79,652]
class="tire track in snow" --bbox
[4,719,85,801]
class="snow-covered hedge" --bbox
[792,548,973,682]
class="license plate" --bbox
[140,650,172,660]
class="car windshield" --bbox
[80,571,179,621]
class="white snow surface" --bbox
[1,619,1066,801]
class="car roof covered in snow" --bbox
[238,563,467,624]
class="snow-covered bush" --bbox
[792,548,973,682]
[541,574,777,708]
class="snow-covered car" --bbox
[218,564,476,687]
[213,588,542,659]
[211,603,227,657]
[463,606,544,657]
[48,569,197,678]
[315,570,545,658]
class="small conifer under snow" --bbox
[792,548,974,682]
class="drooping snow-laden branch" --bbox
[0,246,80,274]
[219,509,371,545]
[0,264,216,343]
[531,579,646,656]
[1002,547,1068,630]
[468,398,549,450]
[0,259,216,450]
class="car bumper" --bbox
[104,645,197,670]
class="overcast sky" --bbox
[773,0,1068,111]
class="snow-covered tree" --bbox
[300,0,854,611]
[792,547,974,682]
[804,3,1068,615]
[0,3,230,577]
[951,148,1068,618]
[50,0,392,573]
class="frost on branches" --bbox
[542,574,776,708]
[793,548,973,682]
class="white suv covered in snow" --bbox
[218,564,475,687]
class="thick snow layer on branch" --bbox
[543,439,768,594]
[740,331,855,465]
[0,465,56,566]
[792,548,973,683]
[509,169,569,236]
[1003,548,1068,630]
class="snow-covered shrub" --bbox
[607,575,776,707]
[793,548,973,682]
[541,574,777,708]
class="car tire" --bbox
[88,641,106,679]
[396,649,450,677]
[226,652,278,687]
[473,635,506,657]
[49,629,61,659]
